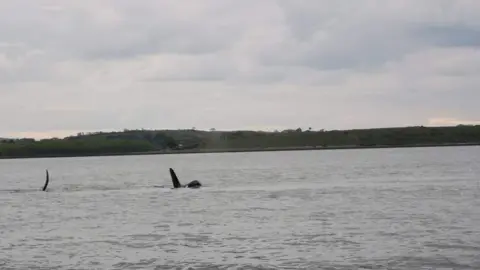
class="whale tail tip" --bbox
[42,169,50,191]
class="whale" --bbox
[169,168,202,189]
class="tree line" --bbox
[1,125,479,158]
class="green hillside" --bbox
[1,125,480,158]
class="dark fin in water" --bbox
[169,168,182,188]
[42,169,50,191]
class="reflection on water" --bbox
[1,146,479,269]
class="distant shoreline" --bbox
[0,142,478,160]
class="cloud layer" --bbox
[1,0,479,138]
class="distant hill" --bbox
[1,125,480,159]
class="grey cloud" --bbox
[413,25,480,47]
[0,0,253,61]
[2,108,123,132]
[138,53,233,82]
[260,1,480,71]
[1,0,480,137]
[0,43,50,83]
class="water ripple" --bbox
[1,147,480,269]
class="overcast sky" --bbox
[1,0,479,139]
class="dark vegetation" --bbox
[1,125,480,158]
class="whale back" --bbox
[169,168,182,188]
[185,180,201,188]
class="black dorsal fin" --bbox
[42,169,50,191]
[169,168,182,188]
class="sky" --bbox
[1,0,480,139]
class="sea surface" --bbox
[0,146,479,269]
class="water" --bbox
[0,146,479,269]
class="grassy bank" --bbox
[0,142,479,160]
[1,125,480,159]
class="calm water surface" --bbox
[1,146,479,269]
